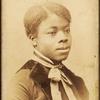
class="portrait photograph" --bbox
[2,0,99,100]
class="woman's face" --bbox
[34,14,72,62]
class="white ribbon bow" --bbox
[48,67,77,100]
[48,68,61,82]
[33,49,77,100]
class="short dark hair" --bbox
[24,2,71,39]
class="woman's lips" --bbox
[56,47,70,52]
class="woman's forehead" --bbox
[38,14,70,30]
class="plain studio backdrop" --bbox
[2,0,98,100]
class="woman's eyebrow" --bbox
[49,26,57,29]
[48,24,70,30]
[63,24,70,28]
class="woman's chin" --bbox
[53,54,69,62]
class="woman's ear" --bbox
[28,34,34,40]
[32,38,37,47]
[31,37,37,48]
[28,34,37,47]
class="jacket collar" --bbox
[20,49,73,85]
[21,59,71,85]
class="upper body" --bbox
[7,50,89,100]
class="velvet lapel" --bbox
[61,64,89,100]
[18,59,52,99]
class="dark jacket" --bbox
[8,60,89,100]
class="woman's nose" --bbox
[58,31,68,43]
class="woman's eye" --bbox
[64,29,70,33]
[47,31,57,35]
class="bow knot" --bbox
[48,68,61,82]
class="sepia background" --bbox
[2,0,99,100]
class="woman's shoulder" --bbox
[9,60,38,90]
